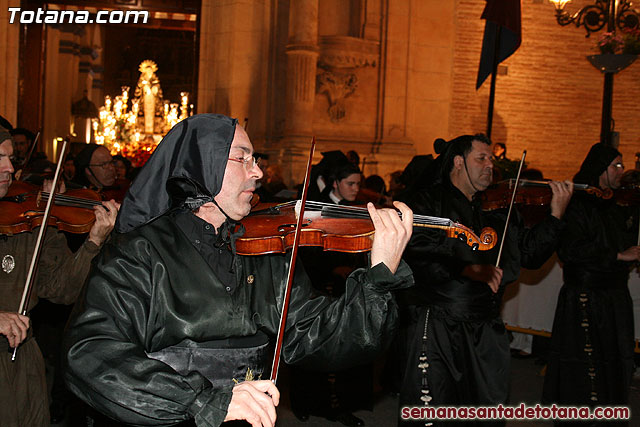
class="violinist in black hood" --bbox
[543,143,639,412]
[63,114,414,427]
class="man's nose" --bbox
[1,159,14,173]
[250,163,263,179]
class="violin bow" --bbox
[495,150,526,268]
[270,136,316,383]
[10,139,67,361]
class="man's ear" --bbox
[333,180,338,190]
[453,155,464,171]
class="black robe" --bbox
[397,180,563,426]
[289,191,373,417]
[63,214,413,427]
[542,194,636,410]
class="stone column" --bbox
[43,26,82,161]
[197,0,216,114]
[198,0,270,128]
[0,0,20,126]
[280,0,319,185]
[284,0,318,137]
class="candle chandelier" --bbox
[93,60,193,166]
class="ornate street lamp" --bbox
[551,0,639,36]
[549,0,640,146]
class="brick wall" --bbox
[446,0,640,180]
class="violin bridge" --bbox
[294,200,301,220]
[294,199,321,220]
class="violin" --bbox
[613,186,640,206]
[0,181,105,235]
[482,179,612,211]
[236,200,498,255]
[100,178,130,203]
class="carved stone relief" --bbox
[316,70,358,122]
[316,35,378,122]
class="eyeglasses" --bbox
[611,162,625,170]
[89,160,114,169]
[228,156,260,170]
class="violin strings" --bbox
[41,192,102,209]
[268,200,475,237]
[298,201,451,226]
[509,178,591,191]
[47,196,100,208]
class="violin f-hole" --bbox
[278,219,311,233]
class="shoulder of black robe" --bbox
[115,114,237,233]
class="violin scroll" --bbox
[446,223,497,251]
[480,227,498,248]
[583,186,613,199]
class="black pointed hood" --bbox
[115,114,237,233]
[573,143,621,187]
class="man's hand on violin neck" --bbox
[368,201,413,274]
[88,199,120,247]
[0,311,30,348]
[549,180,574,220]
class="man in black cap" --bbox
[64,114,414,427]
[396,134,573,426]
[73,143,116,190]
[543,143,639,412]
